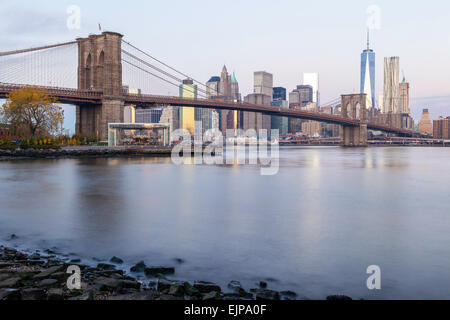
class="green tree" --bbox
[0,86,64,138]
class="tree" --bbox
[0,86,64,138]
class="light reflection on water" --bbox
[0,146,449,299]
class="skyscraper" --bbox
[254,71,273,97]
[399,76,410,114]
[303,73,319,104]
[418,109,433,135]
[361,31,376,108]
[383,57,400,114]
[273,87,287,101]
[179,79,197,136]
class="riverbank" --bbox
[0,147,173,161]
[0,241,351,301]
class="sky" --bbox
[1,0,449,132]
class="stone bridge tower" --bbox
[340,94,368,147]
[76,32,124,140]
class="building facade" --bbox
[361,33,376,108]
[383,57,400,114]
[418,109,433,135]
[433,117,450,139]
[179,79,198,136]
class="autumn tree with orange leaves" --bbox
[0,86,64,138]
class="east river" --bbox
[1,146,449,299]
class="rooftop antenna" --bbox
[367,28,370,50]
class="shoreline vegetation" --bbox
[0,239,353,301]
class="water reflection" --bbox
[0,147,450,299]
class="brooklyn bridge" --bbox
[0,31,415,146]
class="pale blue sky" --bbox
[1,0,449,131]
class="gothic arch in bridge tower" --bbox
[340,94,368,147]
[76,32,124,140]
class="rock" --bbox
[259,281,268,289]
[168,283,185,297]
[0,263,15,270]
[38,279,59,288]
[21,288,46,300]
[47,288,64,300]
[202,291,220,301]
[29,252,41,260]
[144,266,175,277]
[97,263,116,271]
[281,291,297,298]
[33,265,65,280]
[157,278,176,293]
[174,258,185,264]
[70,259,81,263]
[94,277,124,291]
[326,295,352,301]
[255,289,280,301]
[130,261,146,273]
[227,281,252,298]
[67,290,94,301]
[183,282,201,297]
[193,281,222,294]
[0,288,21,300]
[49,272,68,282]
[121,280,141,290]
[110,256,124,264]
[0,277,21,288]
[107,292,156,300]
[8,234,18,241]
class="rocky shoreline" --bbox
[0,148,173,161]
[0,242,352,301]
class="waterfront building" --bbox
[206,76,221,132]
[179,79,198,136]
[135,108,163,124]
[361,31,376,108]
[418,109,433,135]
[433,117,450,139]
[383,57,400,114]
[303,73,319,104]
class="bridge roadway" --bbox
[0,83,413,136]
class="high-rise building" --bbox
[136,108,163,124]
[273,87,287,101]
[288,85,313,134]
[361,31,376,108]
[303,73,319,104]
[418,109,433,135]
[271,100,289,137]
[243,93,271,133]
[383,57,400,114]
[254,71,273,97]
[399,76,410,114]
[179,79,197,136]
[433,117,450,139]
[206,76,221,132]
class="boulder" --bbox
[280,291,298,298]
[0,288,21,300]
[144,266,175,277]
[38,279,59,288]
[21,288,46,300]
[33,265,65,280]
[255,289,280,301]
[0,263,15,270]
[0,277,21,289]
[47,288,64,300]
[193,281,222,294]
[97,263,116,271]
[130,261,146,273]
[110,256,124,264]
[202,291,220,301]
[259,281,268,289]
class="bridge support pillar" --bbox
[341,123,367,147]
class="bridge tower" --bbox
[340,94,368,147]
[76,32,124,140]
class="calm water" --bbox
[1,147,449,299]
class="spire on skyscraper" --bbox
[367,29,370,51]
